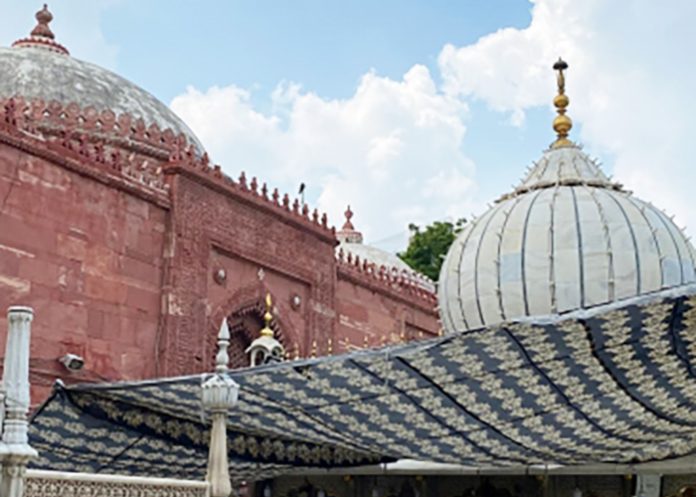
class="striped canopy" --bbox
[29,285,696,479]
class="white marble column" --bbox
[0,306,38,497]
[202,319,239,497]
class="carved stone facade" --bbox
[25,471,208,497]
[0,95,439,403]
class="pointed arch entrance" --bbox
[209,283,293,370]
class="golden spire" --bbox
[260,293,274,338]
[551,58,574,149]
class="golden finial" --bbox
[311,340,317,358]
[551,58,574,149]
[327,338,333,355]
[293,343,300,360]
[363,336,369,349]
[260,293,274,338]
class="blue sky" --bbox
[2,1,695,251]
[100,1,532,104]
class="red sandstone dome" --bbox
[0,4,203,152]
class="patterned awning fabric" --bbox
[29,285,696,478]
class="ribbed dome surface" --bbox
[0,46,203,151]
[439,145,696,332]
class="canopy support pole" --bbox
[202,319,239,497]
[0,306,37,497]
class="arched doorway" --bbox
[225,301,282,369]
[209,285,292,370]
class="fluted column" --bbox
[0,306,38,497]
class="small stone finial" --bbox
[551,58,573,149]
[336,205,364,244]
[32,4,55,39]
[12,4,69,55]
[343,205,355,230]
[260,293,274,338]
[215,319,231,374]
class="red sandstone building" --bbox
[0,6,439,402]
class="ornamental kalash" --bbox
[0,7,695,497]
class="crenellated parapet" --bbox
[168,145,336,242]
[0,97,336,237]
[336,248,437,308]
[0,96,173,200]
[0,96,191,159]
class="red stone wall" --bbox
[158,170,337,375]
[0,140,167,401]
[335,269,439,353]
[0,102,440,404]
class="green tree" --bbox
[398,218,466,281]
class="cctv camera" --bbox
[59,353,85,371]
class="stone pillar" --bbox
[0,306,37,497]
[635,474,661,497]
[202,319,239,497]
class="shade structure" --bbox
[29,284,696,478]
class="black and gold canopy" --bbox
[29,285,696,479]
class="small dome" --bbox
[438,60,696,332]
[337,206,435,292]
[0,5,203,150]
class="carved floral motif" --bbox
[25,475,208,497]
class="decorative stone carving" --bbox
[0,306,37,497]
[201,319,239,497]
[24,473,208,497]
[213,267,227,285]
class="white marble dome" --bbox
[337,206,436,292]
[0,5,203,150]
[439,144,696,332]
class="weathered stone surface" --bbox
[0,101,439,406]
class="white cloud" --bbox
[171,0,696,252]
[171,65,475,247]
[439,0,696,236]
